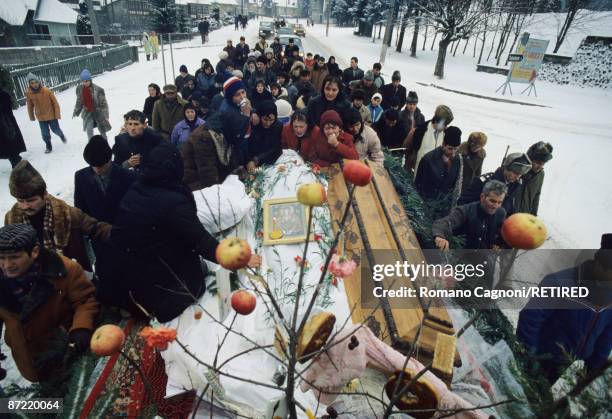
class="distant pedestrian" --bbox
[150,31,160,59]
[235,15,240,30]
[73,69,111,140]
[198,18,210,44]
[26,72,67,153]
[142,32,153,61]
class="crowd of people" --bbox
[0,31,609,394]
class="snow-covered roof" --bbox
[0,0,37,26]
[35,0,78,24]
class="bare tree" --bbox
[553,0,587,53]
[416,0,490,78]
[410,9,421,56]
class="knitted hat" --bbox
[320,110,342,127]
[264,47,274,55]
[391,71,401,82]
[384,108,399,121]
[219,51,229,60]
[163,84,177,93]
[364,70,374,81]
[9,160,47,199]
[344,107,362,128]
[468,132,488,148]
[179,64,188,73]
[406,91,418,104]
[26,72,39,84]
[253,50,262,58]
[80,69,92,81]
[372,92,382,102]
[232,69,244,79]
[223,76,246,99]
[527,141,553,163]
[83,135,112,167]
[433,105,454,124]
[503,152,532,175]
[275,99,293,121]
[443,126,462,147]
[190,90,203,101]
[0,224,38,253]
[257,100,277,118]
[351,89,365,101]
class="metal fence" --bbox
[10,44,138,105]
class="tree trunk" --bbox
[396,10,410,52]
[462,36,470,55]
[378,23,383,39]
[486,17,500,61]
[452,38,461,56]
[410,12,420,57]
[422,24,428,50]
[430,30,438,50]
[554,0,581,53]
[434,37,451,78]
[478,28,488,64]
[387,0,400,47]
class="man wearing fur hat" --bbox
[520,141,553,216]
[404,104,454,172]
[0,224,99,382]
[458,132,488,192]
[74,135,136,224]
[5,161,111,271]
[73,69,111,140]
[415,126,463,208]
[152,84,188,141]
[25,72,67,153]
[458,152,532,217]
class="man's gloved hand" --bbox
[68,328,93,353]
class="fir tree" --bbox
[363,0,388,25]
[331,0,356,26]
[150,0,179,33]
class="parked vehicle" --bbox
[293,23,305,37]
[276,27,293,36]
[259,21,274,38]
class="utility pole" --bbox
[325,0,330,36]
[379,0,398,64]
[86,0,102,44]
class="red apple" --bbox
[501,213,548,249]
[297,182,327,206]
[343,160,372,186]
[231,290,257,315]
[90,324,125,356]
[216,237,252,270]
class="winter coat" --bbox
[289,80,316,107]
[152,97,188,141]
[143,95,161,125]
[233,43,250,68]
[352,104,372,126]
[26,86,61,122]
[113,128,163,171]
[348,79,378,104]
[198,20,209,33]
[306,130,359,167]
[196,72,216,95]
[107,176,219,322]
[399,107,425,132]
[306,93,351,127]
[368,104,383,124]
[327,62,340,75]
[380,83,407,110]
[247,120,283,166]
[73,83,111,133]
[311,66,329,91]
[5,195,111,272]
[342,67,364,86]
[175,74,195,93]
[458,168,523,216]
[353,124,384,163]
[519,169,544,216]
[150,34,160,54]
[281,123,321,162]
[216,99,251,165]
[249,89,275,112]
[0,249,98,382]
[415,147,462,205]
[373,118,409,149]
[171,118,205,149]
[517,265,612,373]
[182,124,236,191]
[74,164,137,223]
[432,201,506,249]
[255,40,268,54]
[271,41,283,58]
[458,142,486,193]
[143,33,153,55]
[0,88,26,159]
[404,120,440,172]
[373,74,385,89]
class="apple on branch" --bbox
[231,290,257,315]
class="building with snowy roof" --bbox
[0,0,78,47]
